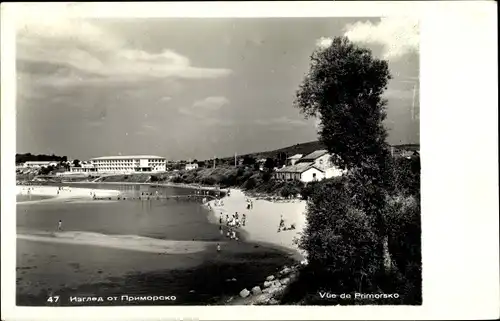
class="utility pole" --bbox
[234,152,237,167]
[411,83,417,121]
[213,156,216,169]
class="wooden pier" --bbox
[93,193,220,202]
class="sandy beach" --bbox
[17,185,121,203]
[206,189,308,259]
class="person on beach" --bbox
[235,212,239,220]
[217,243,221,253]
[57,220,62,231]
[278,215,285,233]
[219,225,223,235]
[242,213,246,226]
[226,214,229,224]
[219,215,223,224]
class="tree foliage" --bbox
[292,37,421,303]
[298,178,380,291]
[16,153,67,164]
[294,36,392,170]
[264,157,275,171]
[242,155,256,166]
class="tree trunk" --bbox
[383,234,392,272]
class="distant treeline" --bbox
[16,153,67,164]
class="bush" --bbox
[201,176,217,185]
[391,155,420,196]
[280,181,303,198]
[300,181,320,200]
[298,177,381,292]
[262,171,272,182]
[171,175,183,183]
[242,176,259,190]
[384,194,421,303]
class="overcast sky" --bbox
[16,17,419,161]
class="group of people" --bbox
[20,187,35,195]
[216,211,248,242]
[56,186,72,195]
[220,211,246,228]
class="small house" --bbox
[185,163,199,171]
[273,163,327,183]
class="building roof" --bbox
[24,161,56,164]
[91,155,165,160]
[300,149,329,161]
[276,162,325,174]
[287,154,303,160]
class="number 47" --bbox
[47,296,60,303]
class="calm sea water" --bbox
[17,184,221,240]
[17,194,53,202]
[16,183,295,306]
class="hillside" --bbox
[214,140,419,162]
[16,153,68,164]
[215,141,326,162]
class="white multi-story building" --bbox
[90,155,167,173]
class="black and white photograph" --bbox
[1,2,498,320]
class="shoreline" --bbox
[203,188,307,261]
[15,182,305,305]
[63,180,228,192]
[16,185,121,204]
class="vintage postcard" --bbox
[1,2,498,321]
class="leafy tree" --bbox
[264,157,275,171]
[294,36,400,293]
[384,193,422,303]
[73,159,81,167]
[39,165,55,175]
[298,178,380,293]
[295,36,392,171]
[242,155,256,166]
[262,171,272,182]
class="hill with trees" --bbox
[16,153,68,164]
